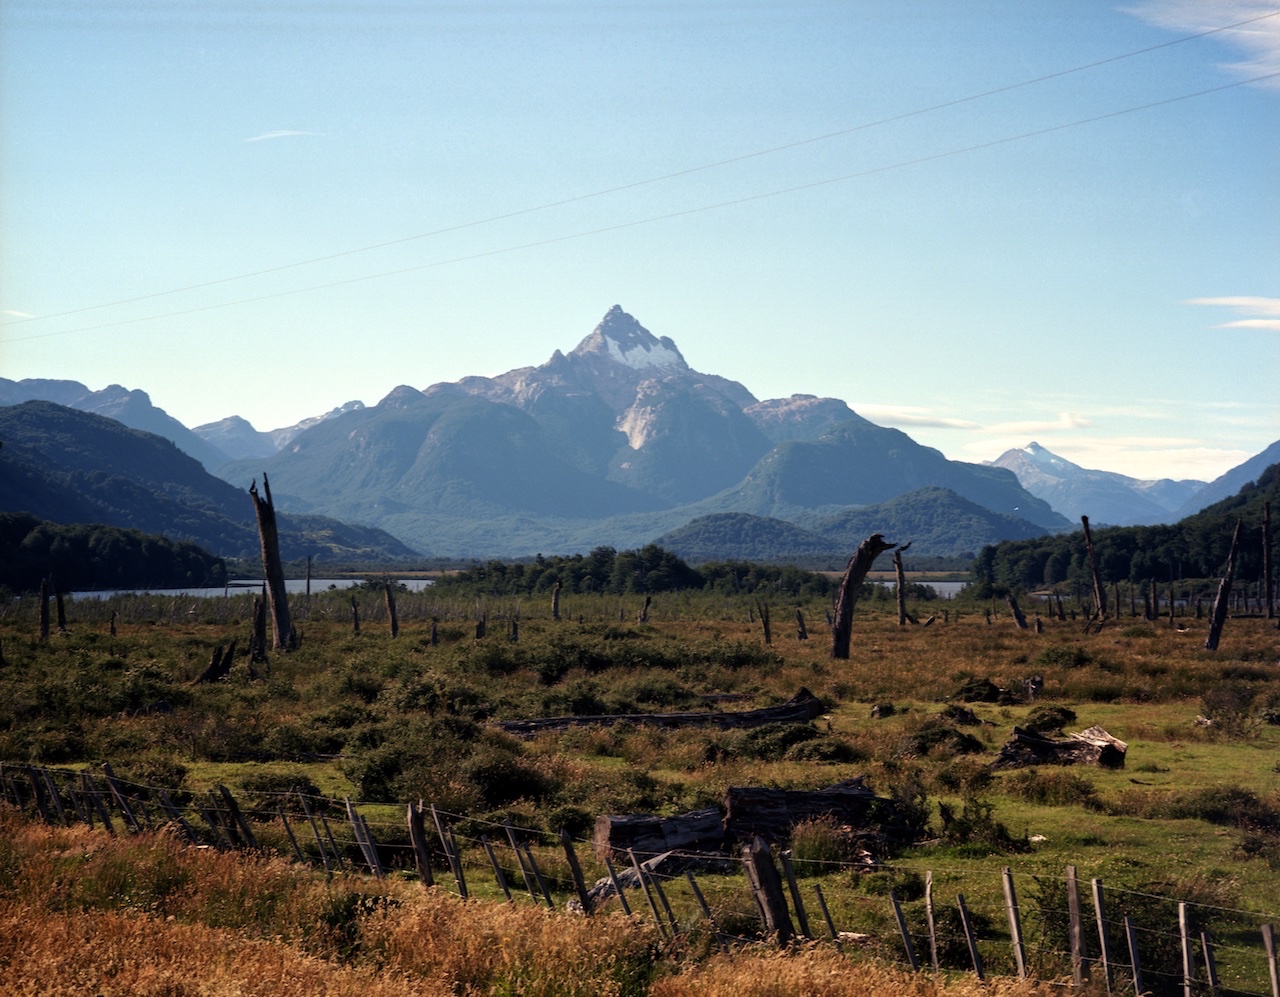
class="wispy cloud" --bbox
[1127,1,1280,86]
[1186,295,1280,331]
[2,309,35,319]
[851,404,980,429]
[988,412,1093,434]
[242,130,323,143]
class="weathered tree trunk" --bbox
[350,595,360,635]
[894,542,916,626]
[1205,520,1242,651]
[55,590,67,632]
[795,609,808,641]
[551,581,562,621]
[638,595,651,624]
[831,534,896,659]
[1081,516,1107,621]
[39,577,50,640]
[249,475,295,651]
[994,725,1127,769]
[756,599,772,645]
[1264,501,1274,620]
[250,592,268,662]
[1006,592,1029,630]
[384,582,399,638]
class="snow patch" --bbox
[605,335,684,371]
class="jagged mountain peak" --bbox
[570,305,688,373]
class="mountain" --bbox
[0,378,230,471]
[1170,439,1280,520]
[0,401,419,562]
[193,401,367,460]
[697,420,1067,530]
[653,513,840,564]
[806,486,1052,559]
[988,442,1205,526]
[205,306,1066,558]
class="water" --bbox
[68,578,434,600]
[875,580,969,599]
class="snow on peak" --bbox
[572,305,689,372]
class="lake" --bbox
[68,578,435,601]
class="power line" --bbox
[8,68,1276,345]
[2,8,1276,332]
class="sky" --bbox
[2,0,1278,485]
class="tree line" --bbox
[971,464,1278,595]
[434,544,840,598]
[0,513,227,594]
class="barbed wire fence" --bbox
[3,759,1279,995]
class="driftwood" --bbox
[993,725,1127,770]
[497,687,824,737]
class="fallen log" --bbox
[992,725,1127,770]
[593,777,916,862]
[724,778,886,846]
[592,808,724,862]
[497,687,824,737]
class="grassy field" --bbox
[0,583,1277,995]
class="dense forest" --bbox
[434,543,841,598]
[0,513,227,593]
[971,463,1278,595]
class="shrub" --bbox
[899,720,985,759]
[739,722,820,761]
[937,797,1028,855]
[1023,704,1077,736]
[1003,768,1097,808]
[1034,645,1092,669]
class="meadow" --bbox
[1,579,1277,995]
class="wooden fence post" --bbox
[779,850,812,939]
[629,849,669,938]
[406,803,434,887]
[481,835,512,901]
[218,785,258,850]
[1092,878,1113,993]
[1179,902,1193,997]
[687,872,727,951]
[741,836,794,945]
[298,792,331,873]
[1200,930,1219,997]
[813,884,842,951]
[956,894,984,980]
[890,889,919,971]
[925,870,940,973]
[278,807,305,863]
[433,805,466,898]
[1067,865,1089,986]
[521,841,554,909]
[505,820,540,904]
[604,856,631,915]
[1003,867,1027,980]
[1262,923,1280,997]
[560,828,592,914]
[100,762,141,833]
[345,798,383,877]
[385,582,399,638]
[1124,915,1144,997]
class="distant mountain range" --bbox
[0,401,417,562]
[4,306,1274,562]
[987,442,1206,526]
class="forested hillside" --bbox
[972,463,1279,594]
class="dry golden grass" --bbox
[0,811,1081,996]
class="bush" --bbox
[1003,768,1098,808]
[937,797,1028,855]
[1023,705,1077,736]
[1034,645,1092,669]
[739,722,821,761]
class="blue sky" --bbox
[3,0,1277,484]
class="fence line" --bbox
[3,759,1279,996]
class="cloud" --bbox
[242,130,323,143]
[851,404,980,429]
[1185,295,1280,331]
[2,309,35,319]
[988,412,1093,434]
[1127,1,1280,86]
